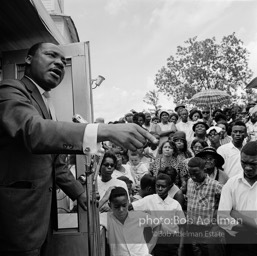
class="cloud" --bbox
[105,0,128,15]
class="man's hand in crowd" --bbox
[98,123,159,151]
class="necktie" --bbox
[43,91,57,121]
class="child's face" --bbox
[110,195,129,223]
[130,155,140,166]
[155,179,171,199]
[188,166,206,183]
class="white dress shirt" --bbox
[132,194,185,234]
[217,142,243,178]
[218,173,257,235]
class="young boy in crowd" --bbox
[126,151,149,190]
[132,173,156,201]
[131,173,186,256]
[186,157,225,256]
[100,187,161,256]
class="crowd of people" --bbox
[97,103,257,256]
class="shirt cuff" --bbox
[83,123,102,154]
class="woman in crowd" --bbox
[189,109,202,123]
[149,140,179,177]
[206,126,222,150]
[216,120,232,145]
[149,140,186,191]
[172,131,192,161]
[192,121,210,145]
[169,112,179,124]
[196,147,228,185]
[156,110,177,147]
[132,112,145,127]
[97,152,129,212]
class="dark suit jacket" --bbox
[0,77,86,252]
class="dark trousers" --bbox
[185,225,226,256]
[225,231,257,256]
[152,235,180,256]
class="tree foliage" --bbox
[155,33,253,104]
[143,89,162,112]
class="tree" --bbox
[155,33,254,104]
[143,89,162,112]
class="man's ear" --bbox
[25,55,32,65]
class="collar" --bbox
[110,211,130,225]
[24,75,48,96]
[238,173,257,187]
[156,194,173,205]
[192,175,210,188]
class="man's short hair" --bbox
[140,174,156,190]
[232,120,246,129]
[188,157,205,169]
[241,141,257,156]
[27,42,44,57]
[109,187,128,202]
[156,173,172,186]
[158,166,177,183]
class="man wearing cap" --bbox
[218,141,257,256]
[176,108,194,143]
[156,110,177,147]
[217,121,247,178]
[196,147,229,185]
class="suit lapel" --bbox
[21,77,51,119]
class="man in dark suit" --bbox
[0,42,156,256]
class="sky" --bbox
[64,0,257,122]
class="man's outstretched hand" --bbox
[98,123,159,151]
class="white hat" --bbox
[206,126,222,135]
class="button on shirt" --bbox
[100,211,159,256]
[217,142,243,178]
[218,173,257,235]
[132,194,185,234]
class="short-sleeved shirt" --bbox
[186,176,222,226]
[100,211,159,256]
[217,142,243,178]
[218,173,257,235]
[132,194,186,234]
